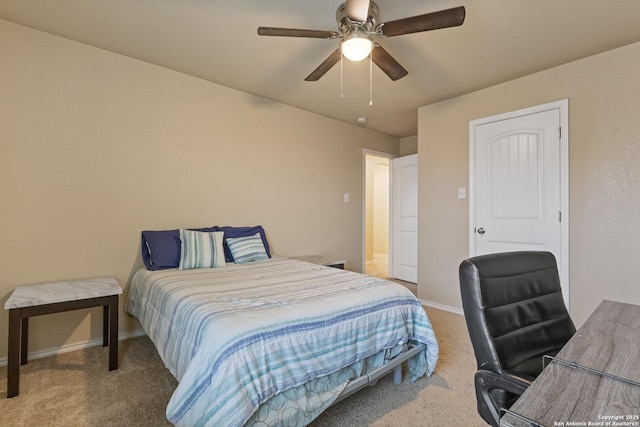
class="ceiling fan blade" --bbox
[372,45,408,81]
[380,6,466,37]
[305,49,342,81]
[258,27,339,39]
[345,0,371,22]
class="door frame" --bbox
[468,99,570,306]
[362,149,396,274]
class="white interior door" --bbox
[470,101,569,306]
[391,154,418,283]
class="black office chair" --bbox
[459,251,576,427]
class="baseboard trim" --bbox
[0,329,147,367]
[419,299,464,316]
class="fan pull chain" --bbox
[369,52,373,106]
[340,53,344,99]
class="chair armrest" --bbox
[502,370,534,389]
[475,370,529,427]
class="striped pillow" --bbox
[226,232,269,264]
[178,230,226,270]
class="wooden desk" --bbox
[501,300,640,427]
[4,278,122,398]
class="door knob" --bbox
[477,227,486,235]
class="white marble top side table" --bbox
[4,277,122,398]
[291,255,346,269]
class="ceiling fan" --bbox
[257,0,465,82]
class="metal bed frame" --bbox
[333,343,427,404]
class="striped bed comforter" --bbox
[125,257,439,426]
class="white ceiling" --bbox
[2,0,640,137]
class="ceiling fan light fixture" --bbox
[258,2,465,82]
[341,29,373,61]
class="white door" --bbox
[391,154,418,283]
[471,101,569,306]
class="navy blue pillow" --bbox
[217,225,271,262]
[141,227,218,270]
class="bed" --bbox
[125,228,438,427]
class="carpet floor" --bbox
[0,307,486,426]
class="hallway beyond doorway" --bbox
[366,254,417,296]
[365,253,389,278]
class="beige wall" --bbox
[0,20,398,359]
[418,41,640,327]
[399,135,418,156]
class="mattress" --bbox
[125,257,438,426]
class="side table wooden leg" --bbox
[7,309,21,398]
[102,305,109,347]
[108,295,118,371]
[21,317,28,365]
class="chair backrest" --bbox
[459,251,575,379]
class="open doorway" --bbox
[364,152,391,278]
